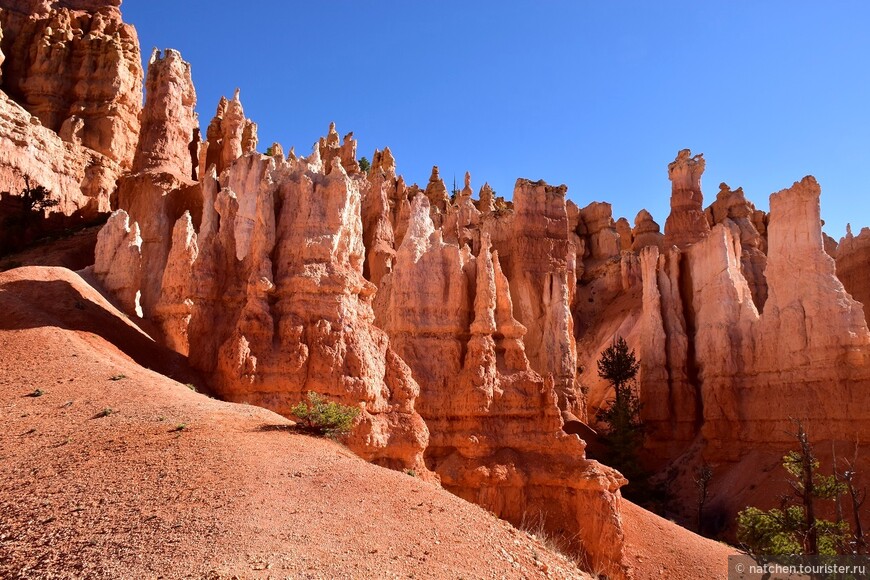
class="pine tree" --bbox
[597,337,646,498]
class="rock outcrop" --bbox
[52,5,869,569]
[0,0,142,251]
[705,182,768,309]
[663,149,709,249]
[0,0,142,166]
[377,196,627,578]
[115,49,201,316]
[835,223,870,322]
[630,209,664,252]
[641,175,870,464]
[504,179,581,411]
[92,208,140,315]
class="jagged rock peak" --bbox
[316,123,359,175]
[371,146,396,175]
[668,148,705,199]
[663,148,710,249]
[630,209,664,252]
[478,182,495,212]
[202,90,260,177]
[133,47,198,179]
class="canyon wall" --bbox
[7,1,870,573]
[87,43,630,577]
[0,0,142,251]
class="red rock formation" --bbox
[378,195,628,578]
[615,216,633,252]
[835,224,870,322]
[630,209,664,252]
[0,0,142,250]
[504,179,582,412]
[116,48,201,316]
[663,149,710,249]
[360,146,397,286]
[92,208,140,315]
[153,210,197,355]
[579,201,620,262]
[641,175,870,464]
[423,165,449,227]
[0,0,142,167]
[704,182,768,309]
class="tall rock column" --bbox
[663,149,710,249]
[506,178,579,410]
[116,48,201,317]
[381,196,629,579]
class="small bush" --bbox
[95,407,113,418]
[290,391,360,438]
[185,383,197,392]
[27,389,45,397]
[174,423,187,432]
[109,374,126,381]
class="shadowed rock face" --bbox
[835,223,870,323]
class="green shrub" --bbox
[291,391,360,438]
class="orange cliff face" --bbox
[89,44,632,576]
[7,2,870,576]
[0,0,142,252]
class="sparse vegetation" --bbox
[174,423,188,432]
[519,511,578,561]
[185,383,197,392]
[95,407,114,418]
[290,391,360,438]
[109,374,126,381]
[405,469,416,477]
[27,388,45,398]
[2,176,59,224]
[737,420,863,557]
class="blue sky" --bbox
[123,1,870,240]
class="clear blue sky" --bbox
[123,1,870,240]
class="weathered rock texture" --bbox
[640,175,870,464]
[57,7,870,569]
[115,49,201,317]
[0,0,142,251]
[95,52,632,571]
[835,224,870,322]
[663,149,709,249]
[0,0,142,166]
[375,196,627,577]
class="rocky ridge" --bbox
[2,1,870,576]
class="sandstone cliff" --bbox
[10,0,867,572]
[0,0,142,251]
